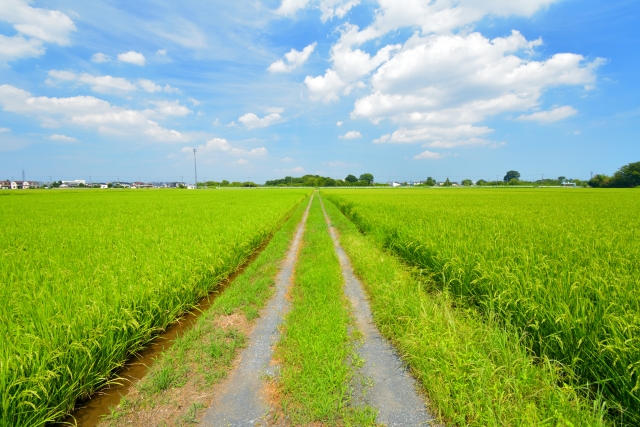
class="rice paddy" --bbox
[2,187,638,426]
[324,188,640,425]
[0,189,308,427]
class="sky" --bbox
[0,0,638,184]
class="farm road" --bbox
[319,195,433,427]
[202,194,313,426]
[202,192,432,426]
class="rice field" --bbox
[324,188,640,425]
[0,189,308,427]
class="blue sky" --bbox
[0,0,638,184]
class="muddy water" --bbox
[60,226,280,427]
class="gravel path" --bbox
[319,196,434,427]
[201,195,313,427]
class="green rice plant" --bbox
[0,189,308,426]
[324,188,640,425]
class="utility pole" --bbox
[193,149,198,187]
[22,170,25,181]
[590,171,593,180]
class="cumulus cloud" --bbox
[268,43,317,73]
[234,158,249,165]
[184,138,268,157]
[517,106,577,123]
[280,166,305,174]
[0,127,9,132]
[297,0,602,152]
[117,51,145,66]
[0,84,188,142]
[353,31,602,147]
[238,112,284,129]
[305,24,400,102]
[339,130,362,139]
[281,157,294,162]
[336,121,343,126]
[92,52,110,63]
[414,150,444,160]
[48,134,77,142]
[0,0,76,62]
[157,49,167,55]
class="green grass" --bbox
[0,189,309,426]
[276,195,368,425]
[322,193,610,426]
[324,188,640,424]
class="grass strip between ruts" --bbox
[275,195,375,426]
[96,194,311,427]
[321,195,609,427]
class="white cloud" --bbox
[268,42,317,73]
[117,51,146,66]
[0,84,188,142]
[0,127,9,132]
[157,49,167,55]
[305,24,400,102]
[92,52,110,63]
[151,100,192,116]
[266,106,285,113]
[48,70,138,93]
[48,71,177,96]
[414,150,444,160]
[238,112,284,129]
[163,84,181,94]
[0,0,76,62]
[339,130,362,139]
[517,106,577,123]
[336,121,343,126]
[276,0,360,22]
[353,31,601,146]
[184,138,268,157]
[0,34,44,62]
[234,158,249,165]
[138,79,162,93]
[188,97,201,106]
[281,157,294,162]
[48,134,77,142]
[213,118,220,126]
[227,121,237,127]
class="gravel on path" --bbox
[319,195,434,427]
[201,195,313,427]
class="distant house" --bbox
[562,181,577,187]
[10,181,24,189]
[0,180,10,189]
[100,184,108,189]
[391,182,402,187]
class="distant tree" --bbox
[345,174,358,183]
[324,178,336,187]
[508,178,520,186]
[359,173,374,185]
[425,177,435,186]
[461,179,473,186]
[611,161,640,188]
[588,174,610,188]
[476,179,487,186]
[221,180,229,186]
[558,176,566,183]
[444,177,451,187]
[503,170,520,182]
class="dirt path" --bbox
[201,195,313,426]
[319,195,434,426]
